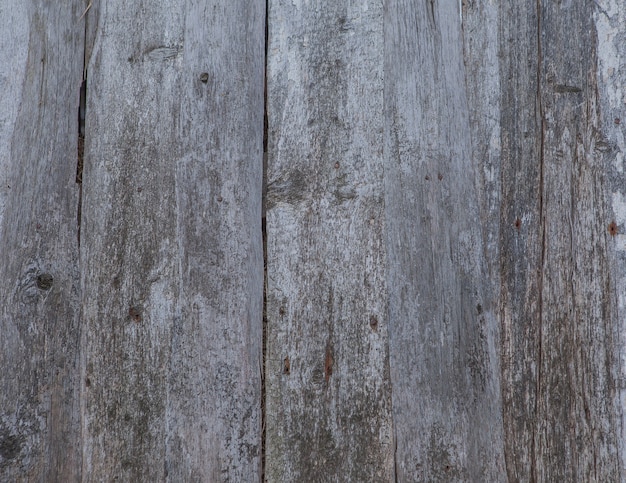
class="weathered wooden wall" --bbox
[2,0,626,481]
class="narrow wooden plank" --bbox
[80,1,264,480]
[497,3,545,480]
[461,0,502,293]
[0,1,84,480]
[384,1,505,480]
[596,1,626,476]
[265,2,394,480]
[499,1,620,480]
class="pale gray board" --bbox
[265,1,394,481]
[596,0,626,476]
[0,1,84,481]
[384,1,505,481]
[498,1,620,480]
[79,1,264,480]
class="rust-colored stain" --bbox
[514,218,521,230]
[369,315,378,332]
[609,221,618,237]
[324,347,333,382]
[283,356,290,375]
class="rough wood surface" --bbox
[384,1,505,481]
[80,1,264,480]
[3,1,626,481]
[596,0,626,476]
[499,2,620,480]
[265,1,394,481]
[0,1,84,481]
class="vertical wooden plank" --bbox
[596,0,626,476]
[80,1,264,480]
[461,0,502,292]
[497,3,544,480]
[265,1,394,480]
[0,1,83,480]
[384,1,505,480]
[167,2,264,480]
[500,1,620,480]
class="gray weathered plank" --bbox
[499,1,621,480]
[0,1,84,480]
[80,1,264,480]
[596,0,626,476]
[265,1,394,480]
[384,1,506,480]
[461,0,502,294]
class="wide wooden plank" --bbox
[384,1,505,480]
[0,1,84,480]
[80,1,264,480]
[265,1,394,480]
[499,1,622,480]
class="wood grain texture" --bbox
[2,1,626,481]
[80,1,264,480]
[0,1,84,480]
[384,1,505,480]
[499,1,620,480]
[596,0,626,476]
[461,0,502,295]
[265,1,394,481]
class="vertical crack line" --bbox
[393,430,399,483]
[77,7,89,248]
[76,78,86,247]
[261,0,269,481]
[533,0,545,481]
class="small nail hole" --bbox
[36,273,54,290]
[369,315,378,332]
[129,306,142,322]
